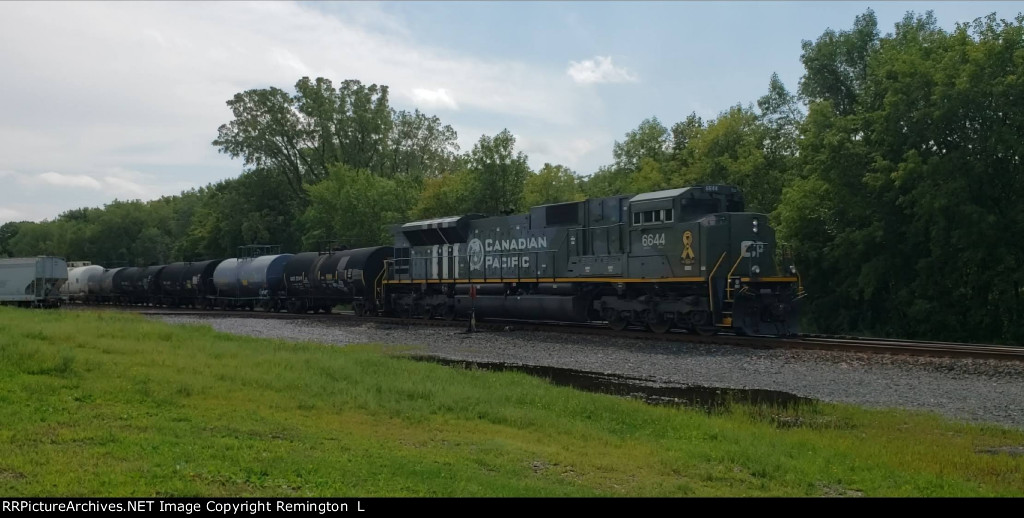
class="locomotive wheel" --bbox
[353,304,365,317]
[647,316,673,334]
[695,325,719,336]
[606,311,629,332]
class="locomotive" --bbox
[57,184,801,336]
[382,184,801,335]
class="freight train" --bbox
[54,184,803,336]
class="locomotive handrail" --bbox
[386,248,560,283]
[725,242,751,302]
[707,252,726,321]
[567,222,626,256]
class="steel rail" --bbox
[63,304,1024,361]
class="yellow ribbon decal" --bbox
[681,231,696,261]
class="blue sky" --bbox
[0,1,1017,223]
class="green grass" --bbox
[0,307,1022,496]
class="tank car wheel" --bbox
[420,306,433,320]
[353,303,365,317]
[323,305,333,314]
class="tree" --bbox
[779,10,1024,344]
[612,117,670,173]
[301,165,406,248]
[579,165,632,198]
[668,113,705,165]
[673,105,779,212]
[464,129,532,215]
[0,221,22,257]
[522,163,584,207]
[757,72,803,160]
[383,110,460,182]
[181,168,305,259]
[213,86,311,196]
[798,8,880,116]
[214,77,460,197]
[412,170,474,219]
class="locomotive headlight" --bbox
[752,218,759,234]
[789,265,797,274]
[751,265,761,275]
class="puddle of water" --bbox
[410,356,813,412]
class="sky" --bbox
[0,1,1017,224]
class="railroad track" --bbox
[64,304,1024,361]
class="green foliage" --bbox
[580,165,632,198]
[798,8,880,115]
[674,105,776,211]
[413,170,476,219]
[213,77,459,197]
[464,129,532,215]
[301,165,408,248]
[778,10,1024,343]
[0,221,22,257]
[522,163,584,208]
[613,117,670,173]
[181,169,305,259]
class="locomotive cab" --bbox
[624,185,801,335]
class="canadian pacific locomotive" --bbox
[383,185,801,335]
[55,184,802,336]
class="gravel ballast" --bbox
[158,315,1024,429]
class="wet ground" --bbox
[412,356,814,411]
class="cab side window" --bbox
[631,209,674,226]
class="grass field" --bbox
[1,307,1022,496]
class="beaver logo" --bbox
[468,238,484,270]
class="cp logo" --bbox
[468,238,484,270]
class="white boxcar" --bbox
[61,264,104,302]
[0,256,68,307]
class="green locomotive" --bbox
[381,185,802,336]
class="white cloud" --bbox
[0,168,191,223]
[0,207,24,221]
[567,56,638,85]
[38,172,103,190]
[0,2,610,223]
[516,135,601,167]
[102,174,152,199]
[411,88,458,110]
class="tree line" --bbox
[3,10,1023,344]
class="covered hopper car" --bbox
[0,256,68,308]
